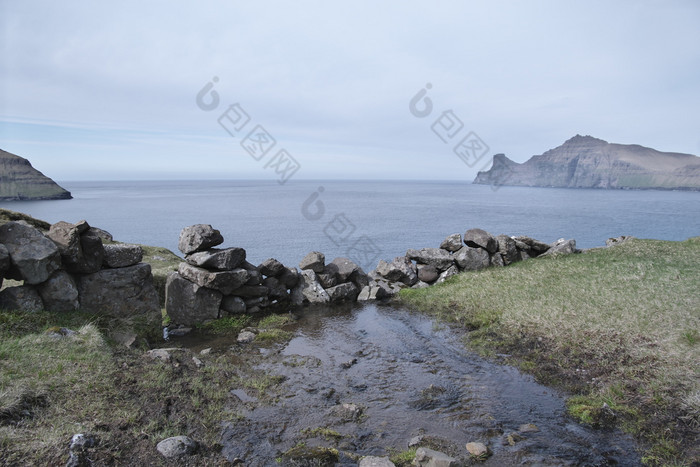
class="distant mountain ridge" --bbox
[0,149,72,200]
[474,135,700,191]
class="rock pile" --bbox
[165,224,579,326]
[0,220,159,322]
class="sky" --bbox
[1,0,699,181]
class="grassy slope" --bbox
[400,237,700,465]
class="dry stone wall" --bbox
[0,220,160,323]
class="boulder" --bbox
[350,268,370,289]
[466,442,490,458]
[259,258,285,277]
[103,244,143,268]
[290,269,330,305]
[38,270,79,312]
[278,267,300,289]
[376,256,418,285]
[496,234,520,265]
[299,251,325,273]
[439,233,463,252]
[244,296,269,308]
[513,236,550,255]
[317,267,338,289]
[490,252,505,267]
[78,263,160,321]
[329,257,361,282]
[406,248,454,271]
[417,264,439,283]
[165,272,222,325]
[0,243,10,275]
[156,436,197,458]
[88,227,113,242]
[436,265,459,284]
[245,269,263,285]
[326,282,359,303]
[542,238,578,257]
[221,296,246,315]
[413,447,458,467]
[262,276,289,301]
[185,247,246,271]
[464,228,498,253]
[178,224,224,255]
[229,285,269,298]
[46,221,103,274]
[0,221,61,284]
[177,263,248,295]
[454,246,490,271]
[0,285,44,312]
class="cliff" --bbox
[474,135,700,190]
[0,149,72,200]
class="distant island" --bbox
[0,149,72,200]
[474,135,700,191]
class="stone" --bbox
[156,436,197,458]
[350,268,370,289]
[146,348,179,362]
[439,233,463,252]
[606,235,635,247]
[436,265,459,283]
[513,235,550,255]
[0,221,61,284]
[464,228,498,253]
[78,263,160,321]
[37,270,79,312]
[326,282,359,303]
[329,257,361,282]
[259,258,285,277]
[102,243,143,268]
[542,238,577,257]
[413,447,458,467]
[290,269,330,305]
[185,247,246,271]
[230,285,269,298]
[245,269,262,285]
[46,221,103,274]
[220,295,248,315]
[406,248,454,271]
[165,272,222,326]
[376,256,418,285]
[317,270,338,289]
[299,251,325,273]
[490,252,505,267]
[178,263,248,295]
[237,330,257,343]
[518,423,540,433]
[411,280,430,289]
[0,285,44,312]
[278,267,300,289]
[359,456,396,467]
[357,285,372,301]
[244,296,269,308]
[496,234,520,265]
[417,264,439,283]
[263,276,289,301]
[454,246,490,271]
[88,226,112,242]
[0,243,10,275]
[178,224,224,255]
[466,442,489,457]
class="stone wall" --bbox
[0,220,160,324]
[165,224,579,326]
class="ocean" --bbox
[2,180,699,271]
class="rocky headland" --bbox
[0,148,72,200]
[474,135,700,190]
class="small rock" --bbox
[341,358,358,369]
[518,423,539,433]
[299,251,325,273]
[466,441,490,458]
[70,433,97,451]
[259,258,286,277]
[167,327,193,337]
[408,435,424,447]
[440,233,463,252]
[102,243,143,268]
[413,447,458,466]
[606,235,634,247]
[192,356,204,368]
[237,330,256,343]
[200,348,212,355]
[359,456,396,467]
[156,435,197,458]
[146,348,179,362]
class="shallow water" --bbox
[182,303,642,466]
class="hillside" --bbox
[0,149,72,200]
[474,135,700,190]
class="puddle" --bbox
[195,303,641,465]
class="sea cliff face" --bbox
[474,135,700,190]
[0,149,72,200]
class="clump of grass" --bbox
[400,237,700,465]
[389,447,417,466]
[202,315,251,334]
[301,427,344,440]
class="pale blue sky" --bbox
[1,0,699,181]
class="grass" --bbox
[400,237,700,466]
[138,244,183,306]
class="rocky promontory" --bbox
[474,135,700,190]
[0,148,72,200]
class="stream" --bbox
[183,303,641,466]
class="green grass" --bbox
[400,237,700,465]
